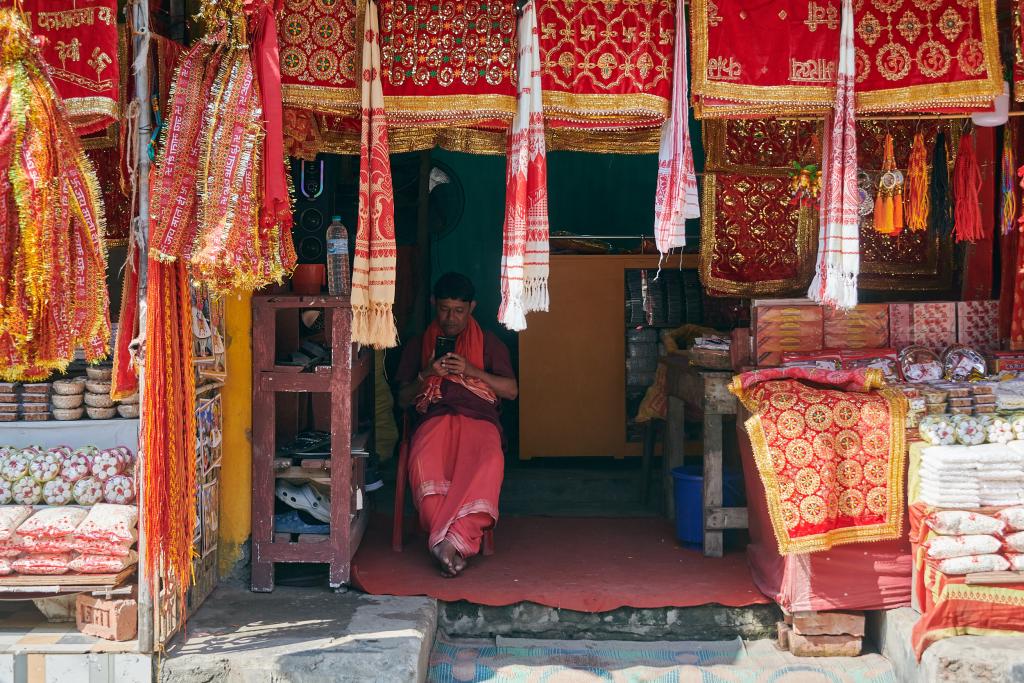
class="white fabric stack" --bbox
[925,510,1010,575]
[919,443,1024,509]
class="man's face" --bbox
[435,298,475,337]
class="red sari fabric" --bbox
[910,502,1024,659]
[690,0,1002,116]
[15,0,120,134]
[730,367,907,555]
[278,0,362,114]
[536,0,672,130]
[378,0,517,127]
[409,413,503,557]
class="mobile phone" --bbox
[434,336,456,360]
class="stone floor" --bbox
[159,585,436,683]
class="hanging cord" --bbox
[954,132,984,243]
[931,132,953,236]
[1002,126,1017,236]
[905,132,929,232]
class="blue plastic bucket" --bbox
[672,465,744,546]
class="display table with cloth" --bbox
[738,405,912,612]
[731,367,912,612]
[910,502,1024,658]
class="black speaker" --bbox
[289,155,358,264]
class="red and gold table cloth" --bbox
[14,0,120,134]
[278,0,363,114]
[537,0,673,130]
[690,0,1002,116]
[910,503,1024,658]
[378,0,518,127]
[730,367,907,555]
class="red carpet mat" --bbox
[351,516,770,612]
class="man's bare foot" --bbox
[430,540,464,577]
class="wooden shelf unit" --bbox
[250,295,371,591]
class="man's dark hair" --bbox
[433,272,475,302]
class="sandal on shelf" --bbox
[277,430,331,455]
[274,509,329,534]
[275,481,331,523]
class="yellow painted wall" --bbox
[219,291,253,576]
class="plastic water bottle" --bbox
[326,215,350,296]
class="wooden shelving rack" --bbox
[250,295,371,591]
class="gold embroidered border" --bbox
[319,126,508,156]
[546,127,660,154]
[699,173,818,297]
[64,96,119,125]
[859,233,954,291]
[385,94,516,120]
[741,380,906,555]
[282,84,359,115]
[542,91,669,122]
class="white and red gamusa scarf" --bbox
[653,0,699,252]
[499,0,549,332]
[353,1,398,348]
[809,0,859,309]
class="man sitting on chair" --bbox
[396,272,518,577]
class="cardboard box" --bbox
[911,302,956,352]
[824,304,889,349]
[989,352,1024,373]
[957,300,999,352]
[889,303,912,349]
[754,305,823,366]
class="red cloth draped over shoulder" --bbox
[416,317,497,414]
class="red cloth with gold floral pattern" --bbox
[278,0,362,114]
[14,0,120,134]
[690,0,1002,116]
[378,0,517,127]
[537,0,673,129]
[730,367,907,555]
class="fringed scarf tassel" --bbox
[905,132,930,232]
[352,0,398,349]
[954,133,985,243]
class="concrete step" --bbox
[438,600,782,642]
[427,635,898,682]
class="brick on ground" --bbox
[76,594,138,642]
[791,610,865,637]
[777,622,791,650]
[788,632,862,658]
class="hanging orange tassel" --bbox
[875,134,903,235]
[954,133,984,243]
[905,132,930,231]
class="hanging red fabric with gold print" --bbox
[690,0,1002,117]
[278,0,363,114]
[378,0,517,128]
[12,0,120,134]
[536,0,673,130]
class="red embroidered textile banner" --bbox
[16,0,120,134]
[379,0,517,127]
[690,0,1002,116]
[278,0,362,114]
[730,367,907,555]
[537,0,672,129]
